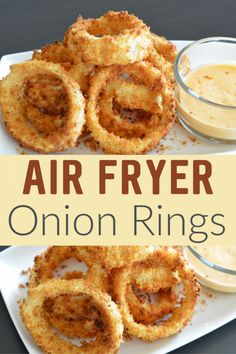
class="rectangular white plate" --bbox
[1,41,236,155]
[0,246,236,354]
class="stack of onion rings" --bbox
[0,11,178,154]
[20,246,200,352]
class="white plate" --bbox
[1,41,236,155]
[0,246,236,354]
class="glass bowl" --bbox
[184,246,236,293]
[174,37,236,144]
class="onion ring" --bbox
[86,62,175,154]
[64,11,152,66]
[28,246,109,338]
[20,279,123,353]
[112,247,200,341]
[29,246,109,291]
[0,61,85,152]
[125,260,178,325]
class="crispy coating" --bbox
[82,246,154,270]
[64,11,152,65]
[32,42,94,94]
[32,42,73,64]
[131,262,177,292]
[112,247,200,341]
[151,34,177,64]
[86,62,176,154]
[29,247,110,340]
[98,82,161,139]
[145,33,177,85]
[44,294,103,338]
[0,61,85,152]
[29,246,109,291]
[20,279,123,354]
[127,287,176,325]
[124,256,179,325]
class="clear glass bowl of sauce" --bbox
[175,37,236,143]
[184,246,236,293]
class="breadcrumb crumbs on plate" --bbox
[21,268,30,275]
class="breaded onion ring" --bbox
[125,260,178,325]
[28,246,110,339]
[112,247,200,341]
[64,11,152,65]
[20,279,123,353]
[86,62,175,154]
[0,61,85,152]
[29,246,109,291]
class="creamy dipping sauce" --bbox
[185,246,236,293]
[178,63,236,140]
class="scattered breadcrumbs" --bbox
[155,144,172,153]
[21,268,30,275]
[205,290,217,300]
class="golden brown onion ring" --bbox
[20,279,123,353]
[29,246,109,291]
[125,260,178,325]
[0,61,85,152]
[86,62,175,154]
[64,11,152,65]
[112,247,200,341]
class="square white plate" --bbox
[0,246,236,354]
[1,41,236,155]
